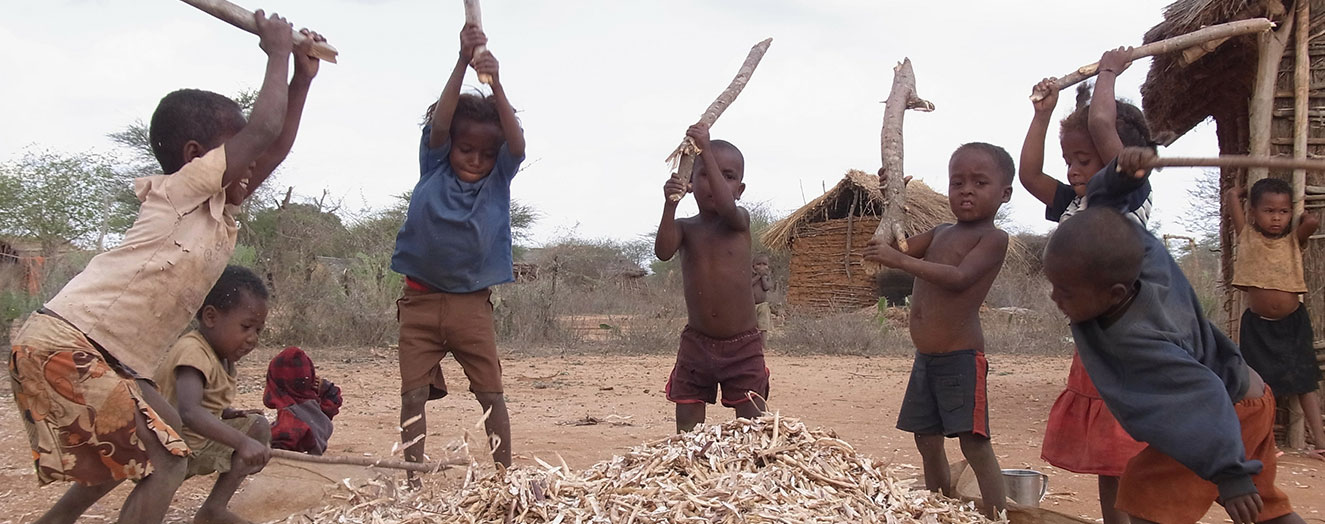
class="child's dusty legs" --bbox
[958,432,1006,517]
[1299,391,1325,457]
[195,417,271,524]
[676,403,706,433]
[1097,475,1129,524]
[474,392,511,467]
[913,434,951,496]
[732,396,767,419]
[33,481,121,524]
[118,381,188,524]
[400,386,429,487]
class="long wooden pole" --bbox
[1030,18,1273,102]
[863,58,933,274]
[1293,0,1310,225]
[1249,15,1296,185]
[462,0,493,85]
[270,448,468,474]
[1140,155,1325,171]
[179,0,338,63]
[665,38,774,201]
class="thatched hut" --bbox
[762,170,974,312]
[1142,0,1325,444]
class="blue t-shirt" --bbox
[390,125,524,293]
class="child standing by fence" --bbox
[1019,47,1153,523]
[1227,178,1325,459]
[862,142,1015,518]
[7,12,319,523]
[391,23,525,476]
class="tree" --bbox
[0,149,133,254]
[1180,169,1221,241]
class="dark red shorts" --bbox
[896,350,989,438]
[665,326,769,407]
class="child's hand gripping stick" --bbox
[179,0,338,63]
[463,0,493,85]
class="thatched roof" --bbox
[760,170,954,251]
[1140,0,1287,143]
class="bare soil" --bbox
[1,347,1323,523]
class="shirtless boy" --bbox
[863,143,1015,516]
[655,122,768,433]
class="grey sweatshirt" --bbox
[1070,159,1258,501]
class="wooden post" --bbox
[1030,18,1273,101]
[178,0,338,63]
[462,0,493,85]
[665,38,774,201]
[1248,13,1294,185]
[862,58,933,274]
[1293,0,1309,225]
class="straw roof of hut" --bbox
[1140,0,1289,143]
[761,170,953,251]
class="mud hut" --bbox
[1142,0,1325,445]
[762,170,972,312]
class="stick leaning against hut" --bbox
[665,38,774,201]
[863,58,933,274]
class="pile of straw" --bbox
[282,415,1004,523]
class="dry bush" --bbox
[773,306,910,356]
[261,256,400,348]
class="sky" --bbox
[1,1,1223,245]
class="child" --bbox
[656,123,768,433]
[265,345,342,455]
[752,254,773,333]
[1227,178,1325,459]
[391,23,525,473]
[156,265,272,524]
[862,142,1014,517]
[1019,47,1153,523]
[1043,160,1305,524]
[7,13,319,524]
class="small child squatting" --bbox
[7,12,318,524]
[656,122,769,433]
[862,143,1015,517]
[1018,46,1154,524]
[156,266,272,524]
[752,254,773,333]
[1227,178,1325,460]
[390,23,526,479]
[1042,148,1307,524]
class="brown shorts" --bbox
[1117,386,1292,523]
[665,326,769,407]
[186,413,266,477]
[9,313,189,486]
[396,283,501,399]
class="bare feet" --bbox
[194,506,253,524]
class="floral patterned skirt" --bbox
[8,313,188,486]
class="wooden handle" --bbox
[270,448,467,474]
[179,0,338,64]
[668,154,695,202]
[664,38,773,172]
[463,0,493,85]
[1030,18,1272,101]
[1140,155,1325,171]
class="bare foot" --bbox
[194,506,253,524]
[1306,449,1325,462]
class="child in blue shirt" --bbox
[391,23,525,477]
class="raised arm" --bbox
[1088,47,1132,163]
[1226,185,1248,236]
[428,26,487,149]
[1088,147,1153,211]
[174,367,270,472]
[232,29,325,204]
[1019,78,1063,206]
[222,11,291,194]
[1298,209,1319,244]
[471,51,525,158]
[655,177,687,261]
[865,228,1008,292]
[689,123,748,231]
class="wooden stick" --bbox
[270,448,467,474]
[1293,0,1309,227]
[664,38,774,201]
[463,0,493,85]
[862,58,933,275]
[179,0,337,63]
[1250,16,1295,185]
[1029,18,1272,102]
[1141,155,1325,171]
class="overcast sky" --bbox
[2,1,1221,245]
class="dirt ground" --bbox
[1,347,1324,523]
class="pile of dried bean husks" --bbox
[281,415,1006,523]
